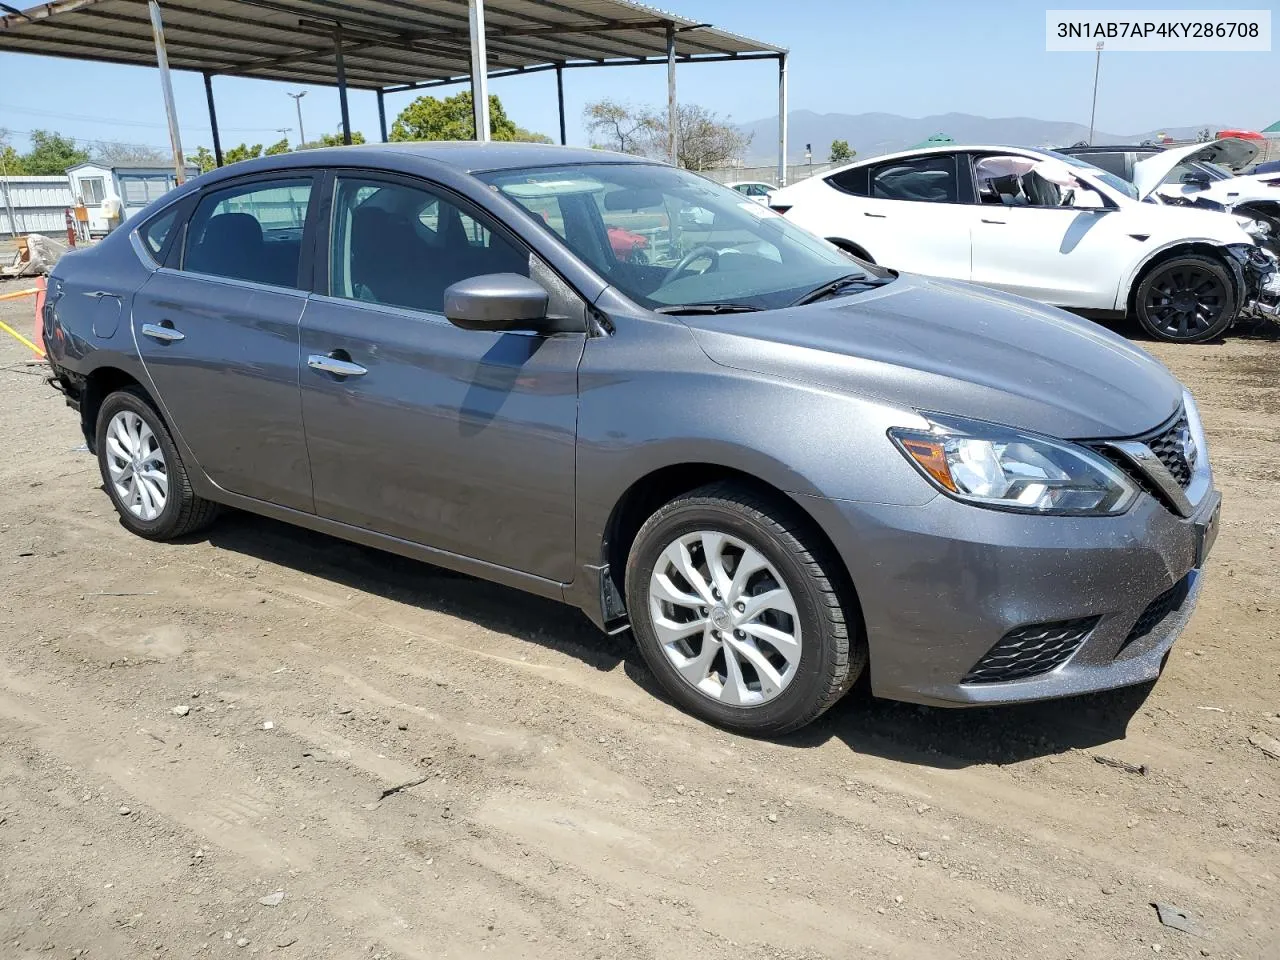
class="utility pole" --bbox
[276,128,292,148]
[287,91,307,147]
[148,0,186,185]
[1088,41,1103,145]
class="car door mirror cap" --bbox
[444,274,551,333]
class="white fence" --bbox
[1,176,74,236]
[699,162,836,188]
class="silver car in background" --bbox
[42,143,1220,736]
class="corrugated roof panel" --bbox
[1,0,783,90]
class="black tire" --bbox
[1133,254,1236,343]
[95,387,218,540]
[624,482,865,736]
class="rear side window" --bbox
[138,206,181,260]
[825,166,869,196]
[184,179,312,288]
[869,156,958,202]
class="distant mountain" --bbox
[737,111,1230,163]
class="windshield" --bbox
[479,163,878,311]
[1042,149,1139,200]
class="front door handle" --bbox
[141,322,185,342]
[863,212,887,218]
[308,353,367,378]
[980,218,1006,224]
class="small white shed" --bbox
[66,162,197,235]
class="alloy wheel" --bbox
[104,410,168,521]
[1143,265,1228,340]
[647,530,801,707]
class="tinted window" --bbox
[825,166,869,196]
[870,156,958,202]
[1079,152,1127,178]
[138,206,180,259]
[184,180,311,287]
[329,177,529,314]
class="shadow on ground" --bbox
[182,509,1154,771]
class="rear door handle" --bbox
[863,212,887,218]
[980,218,1006,224]
[308,353,367,378]
[141,322,185,342]
[86,290,120,300]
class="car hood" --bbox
[683,274,1182,439]
[1134,138,1259,199]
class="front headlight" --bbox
[889,415,1138,516]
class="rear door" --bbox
[132,174,316,511]
[823,154,972,279]
[298,172,585,582]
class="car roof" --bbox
[817,144,1047,178]
[1059,144,1163,152]
[190,141,662,188]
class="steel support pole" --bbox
[335,26,352,145]
[777,53,788,186]
[1088,41,1103,145]
[555,63,567,145]
[148,0,186,184]
[469,0,490,140]
[666,24,677,165]
[203,72,223,167]
[377,88,388,142]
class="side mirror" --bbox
[443,274,550,332]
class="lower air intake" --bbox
[962,617,1099,684]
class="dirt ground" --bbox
[0,282,1277,960]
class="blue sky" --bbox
[2,0,1277,156]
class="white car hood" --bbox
[1134,139,1260,199]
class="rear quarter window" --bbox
[825,166,869,196]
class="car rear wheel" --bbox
[625,482,865,736]
[96,388,218,540]
[1134,254,1236,343]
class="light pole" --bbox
[287,91,307,148]
[1087,41,1103,145]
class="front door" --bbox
[132,175,317,512]
[299,173,584,582]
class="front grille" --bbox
[962,617,1099,684]
[1115,575,1191,657]
[1145,413,1195,488]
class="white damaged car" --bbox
[770,144,1279,343]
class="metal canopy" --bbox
[0,0,784,90]
[0,0,790,183]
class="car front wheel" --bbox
[625,482,865,736]
[96,387,218,540]
[1134,254,1236,343]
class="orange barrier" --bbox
[33,276,46,352]
[0,280,46,357]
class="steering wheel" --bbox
[664,245,721,286]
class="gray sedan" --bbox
[41,143,1221,735]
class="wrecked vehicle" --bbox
[771,144,1280,342]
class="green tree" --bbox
[390,91,518,142]
[583,99,655,155]
[829,139,854,163]
[512,126,554,144]
[223,143,264,165]
[0,130,26,175]
[20,130,90,175]
[264,138,292,156]
[300,131,367,149]
[191,146,217,175]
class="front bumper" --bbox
[801,485,1220,707]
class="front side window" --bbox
[870,155,958,202]
[482,162,876,312]
[329,176,529,314]
[184,179,312,287]
[974,155,1110,209]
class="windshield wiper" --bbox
[792,274,894,306]
[653,303,763,315]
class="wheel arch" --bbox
[825,237,876,264]
[79,366,160,452]
[598,462,865,641]
[1121,240,1241,315]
